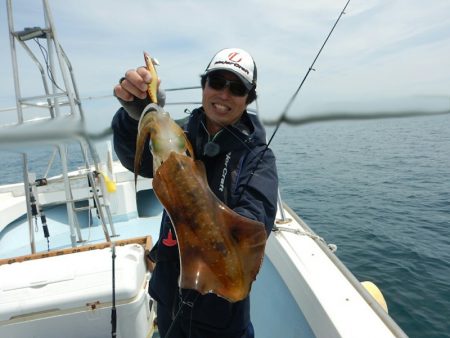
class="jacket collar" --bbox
[187,108,266,157]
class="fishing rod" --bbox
[111,243,117,337]
[237,0,351,202]
[267,0,351,146]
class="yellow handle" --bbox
[99,171,116,193]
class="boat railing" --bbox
[3,0,115,254]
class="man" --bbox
[112,48,278,337]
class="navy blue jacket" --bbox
[111,106,278,335]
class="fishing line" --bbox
[261,109,450,126]
[165,86,201,92]
[162,290,199,338]
[3,107,448,150]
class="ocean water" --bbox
[269,114,450,338]
[1,112,449,337]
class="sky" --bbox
[1,0,450,125]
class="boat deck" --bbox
[0,195,314,338]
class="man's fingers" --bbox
[136,67,152,84]
[119,73,147,100]
[125,69,149,92]
[114,84,134,101]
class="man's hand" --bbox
[114,67,153,101]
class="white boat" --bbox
[0,1,408,337]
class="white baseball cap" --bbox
[203,48,257,90]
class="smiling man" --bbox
[112,48,278,338]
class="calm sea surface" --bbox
[269,114,450,338]
[1,113,449,338]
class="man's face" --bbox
[202,70,249,134]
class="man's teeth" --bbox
[214,103,228,111]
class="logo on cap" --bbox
[228,52,242,63]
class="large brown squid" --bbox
[134,52,267,302]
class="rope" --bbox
[273,225,337,253]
